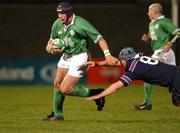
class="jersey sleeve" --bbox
[79,18,103,44]
[164,19,180,35]
[50,19,60,39]
[120,71,137,87]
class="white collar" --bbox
[69,14,75,26]
[64,14,75,30]
[151,15,164,23]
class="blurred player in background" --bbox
[135,3,180,110]
[86,47,180,108]
[44,1,118,121]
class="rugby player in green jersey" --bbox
[44,2,118,121]
[135,3,180,110]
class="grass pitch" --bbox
[0,84,180,133]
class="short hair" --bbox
[149,3,163,14]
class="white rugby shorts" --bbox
[152,49,176,66]
[57,52,88,77]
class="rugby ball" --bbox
[53,38,65,52]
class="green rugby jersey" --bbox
[148,16,180,50]
[50,14,102,56]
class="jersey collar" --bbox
[151,15,164,23]
[64,14,75,31]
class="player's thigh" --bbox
[54,67,68,88]
[60,75,80,94]
[59,52,88,93]
[68,52,88,77]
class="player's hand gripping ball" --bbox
[46,38,65,54]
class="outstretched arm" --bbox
[86,81,124,100]
[86,59,121,67]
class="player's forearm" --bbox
[170,31,180,44]
[95,60,108,66]
[95,60,121,66]
[97,81,123,98]
[98,38,111,56]
[162,32,180,52]
[98,38,109,50]
[98,38,119,65]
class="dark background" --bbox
[0,0,179,64]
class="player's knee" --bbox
[60,85,72,95]
[53,80,61,90]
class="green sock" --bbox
[144,82,153,105]
[71,85,103,97]
[54,90,65,118]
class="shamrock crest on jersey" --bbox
[63,36,74,48]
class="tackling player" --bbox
[86,47,180,108]
[136,3,180,110]
[44,2,118,121]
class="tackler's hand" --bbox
[85,61,96,67]
[86,95,101,101]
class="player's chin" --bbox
[61,20,66,24]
